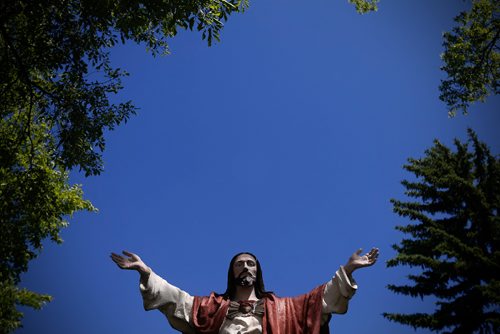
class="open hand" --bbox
[344,247,379,275]
[110,250,151,275]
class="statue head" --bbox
[222,252,270,299]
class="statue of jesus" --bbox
[111,248,379,333]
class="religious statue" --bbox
[110,247,379,333]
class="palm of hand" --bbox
[346,248,379,272]
[111,251,143,271]
[351,253,371,267]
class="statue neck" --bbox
[234,285,258,301]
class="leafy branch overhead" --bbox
[0,0,249,177]
[440,0,499,116]
[385,130,500,333]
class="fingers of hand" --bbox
[366,247,379,264]
[110,253,123,262]
[123,250,140,261]
[122,250,134,257]
[111,253,132,269]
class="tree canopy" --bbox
[440,0,499,116]
[1,0,249,176]
[385,130,500,333]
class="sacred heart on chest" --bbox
[238,302,253,314]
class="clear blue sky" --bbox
[17,1,499,333]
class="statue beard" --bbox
[235,273,256,287]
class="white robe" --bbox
[140,266,357,333]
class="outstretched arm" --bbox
[322,247,379,318]
[110,250,194,332]
[343,247,379,275]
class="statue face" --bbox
[233,254,257,287]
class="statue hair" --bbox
[221,252,272,300]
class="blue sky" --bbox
[17,1,499,333]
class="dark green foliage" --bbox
[0,0,248,176]
[440,0,499,116]
[385,130,500,333]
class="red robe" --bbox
[191,284,330,334]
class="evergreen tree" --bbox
[384,130,500,333]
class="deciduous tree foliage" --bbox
[385,130,500,333]
[1,0,248,176]
[0,0,247,331]
[0,109,96,332]
[440,0,499,116]
[349,0,379,14]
